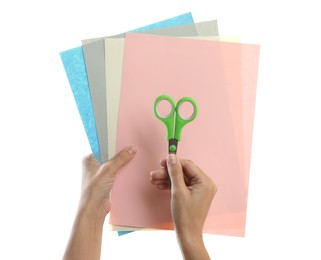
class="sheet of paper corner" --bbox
[82,31,238,231]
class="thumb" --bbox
[166,154,186,191]
[100,146,137,178]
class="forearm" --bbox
[176,232,210,260]
[63,203,105,260]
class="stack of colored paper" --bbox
[60,12,260,237]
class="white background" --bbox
[1,0,321,259]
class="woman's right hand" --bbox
[150,154,217,260]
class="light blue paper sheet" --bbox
[60,47,101,160]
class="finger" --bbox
[82,154,100,177]
[166,154,186,191]
[150,178,170,185]
[180,159,207,180]
[161,158,202,178]
[180,159,217,193]
[160,158,191,187]
[100,146,137,177]
[160,159,167,168]
[82,154,98,167]
[157,184,171,190]
[150,169,169,180]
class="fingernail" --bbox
[128,146,137,156]
[167,154,176,166]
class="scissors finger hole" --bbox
[156,99,173,119]
[177,101,196,120]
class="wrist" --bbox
[77,198,107,226]
[177,231,203,250]
[63,197,105,260]
[176,225,203,245]
[176,231,209,260]
[79,184,111,221]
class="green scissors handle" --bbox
[154,95,198,154]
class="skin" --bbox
[63,147,217,260]
[63,146,137,260]
[150,154,217,260]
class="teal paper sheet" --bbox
[60,47,101,160]
[60,12,194,236]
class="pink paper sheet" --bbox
[110,33,260,236]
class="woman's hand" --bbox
[63,146,137,260]
[150,154,217,260]
[80,146,137,219]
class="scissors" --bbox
[154,95,198,154]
